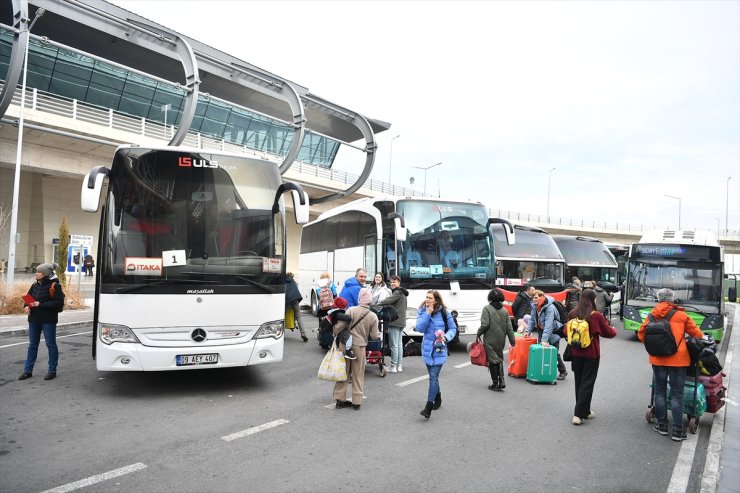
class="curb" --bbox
[0,321,92,338]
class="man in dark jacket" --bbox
[376,275,408,373]
[511,284,535,323]
[285,273,308,342]
[339,268,367,307]
[19,263,64,381]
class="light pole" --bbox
[546,167,556,223]
[665,194,682,229]
[161,103,171,139]
[726,176,731,236]
[7,7,45,285]
[411,162,441,195]
[388,134,400,186]
[716,217,721,239]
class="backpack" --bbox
[643,309,679,356]
[566,314,592,349]
[441,307,459,344]
[551,300,569,337]
[318,285,334,310]
[49,281,65,313]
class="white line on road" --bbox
[667,427,701,493]
[221,419,289,442]
[39,462,147,493]
[0,331,92,349]
[396,375,429,387]
[454,361,472,368]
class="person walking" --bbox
[567,289,617,425]
[285,272,308,342]
[19,263,64,381]
[339,268,367,307]
[376,275,408,373]
[592,281,613,318]
[477,288,517,391]
[526,290,568,380]
[416,290,457,419]
[369,272,391,305]
[332,288,380,410]
[638,288,704,441]
[83,254,95,277]
[316,271,338,318]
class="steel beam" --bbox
[0,0,29,119]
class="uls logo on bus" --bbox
[178,157,219,168]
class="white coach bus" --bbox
[81,146,309,371]
[298,196,514,340]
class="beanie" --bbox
[36,263,58,277]
[333,297,349,310]
[358,288,372,306]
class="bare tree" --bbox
[0,203,9,252]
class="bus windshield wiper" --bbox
[116,279,220,293]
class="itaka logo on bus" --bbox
[178,157,219,168]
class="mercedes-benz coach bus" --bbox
[81,146,309,371]
[298,196,514,340]
[622,230,725,341]
[552,235,620,302]
[491,224,567,317]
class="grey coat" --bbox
[476,304,517,365]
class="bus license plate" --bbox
[176,353,218,366]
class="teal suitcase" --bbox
[526,344,558,384]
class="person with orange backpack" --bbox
[566,289,617,425]
[19,263,64,381]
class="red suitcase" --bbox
[697,372,727,414]
[507,336,537,378]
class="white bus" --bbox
[81,146,309,371]
[298,196,514,340]
[552,235,621,305]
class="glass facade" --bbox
[0,29,339,167]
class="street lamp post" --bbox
[161,103,171,139]
[7,8,45,285]
[546,167,556,223]
[726,176,731,236]
[665,194,682,229]
[388,134,400,188]
[411,162,441,195]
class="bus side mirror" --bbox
[488,217,515,245]
[387,212,406,242]
[81,166,110,213]
[291,189,309,224]
[729,287,737,303]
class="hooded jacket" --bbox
[526,295,562,343]
[637,301,703,367]
[376,286,409,328]
[416,307,456,366]
[593,285,613,314]
[477,303,517,365]
[339,276,364,308]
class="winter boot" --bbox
[497,363,506,390]
[420,401,434,419]
[488,364,502,392]
[432,392,442,410]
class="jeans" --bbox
[388,326,403,367]
[653,365,686,432]
[426,364,443,402]
[24,322,58,374]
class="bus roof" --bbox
[638,230,719,246]
[552,235,618,268]
[492,224,564,261]
[310,195,487,223]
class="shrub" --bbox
[0,281,87,315]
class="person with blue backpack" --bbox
[417,290,457,419]
[526,290,568,381]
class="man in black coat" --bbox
[511,284,535,323]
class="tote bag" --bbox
[318,339,348,382]
[468,338,489,367]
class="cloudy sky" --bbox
[111,0,739,233]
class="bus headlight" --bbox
[622,306,643,324]
[701,314,723,330]
[99,323,140,345]
[255,320,284,340]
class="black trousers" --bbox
[572,356,600,419]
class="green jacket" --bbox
[476,304,516,365]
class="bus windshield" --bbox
[395,200,493,284]
[625,259,722,310]
[100,148,284,292]
[492,225,565,291]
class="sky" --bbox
[110,0,740,233]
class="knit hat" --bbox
[333,297,349,310]
[36,263,58,277]
[358,288,372,306]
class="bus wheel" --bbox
[311,292,318,317]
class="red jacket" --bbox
[637,302,704,367]
[566,310,617,358]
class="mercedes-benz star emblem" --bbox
[191,328,207,343]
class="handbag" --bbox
[318,338,348,382]
[469,337,489,367]
[563,345,573,362]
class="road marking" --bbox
[221,419,289,442]
[0,331,92,349]
[667,426,701,493]
[454,361,471,368]
[396,375,429,387]
[39,462,147,493]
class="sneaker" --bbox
[557,370,568,381]
[653,423,669,436]
[344,349,357,360]
[572,416,583,425]
[671,429,687,442]
[586,410,595,419]
[18,372,32,380]
[388,365,397,373]
[44,373,56,380]
[397,364,403,372]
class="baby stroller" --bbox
[367,305,398,378]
